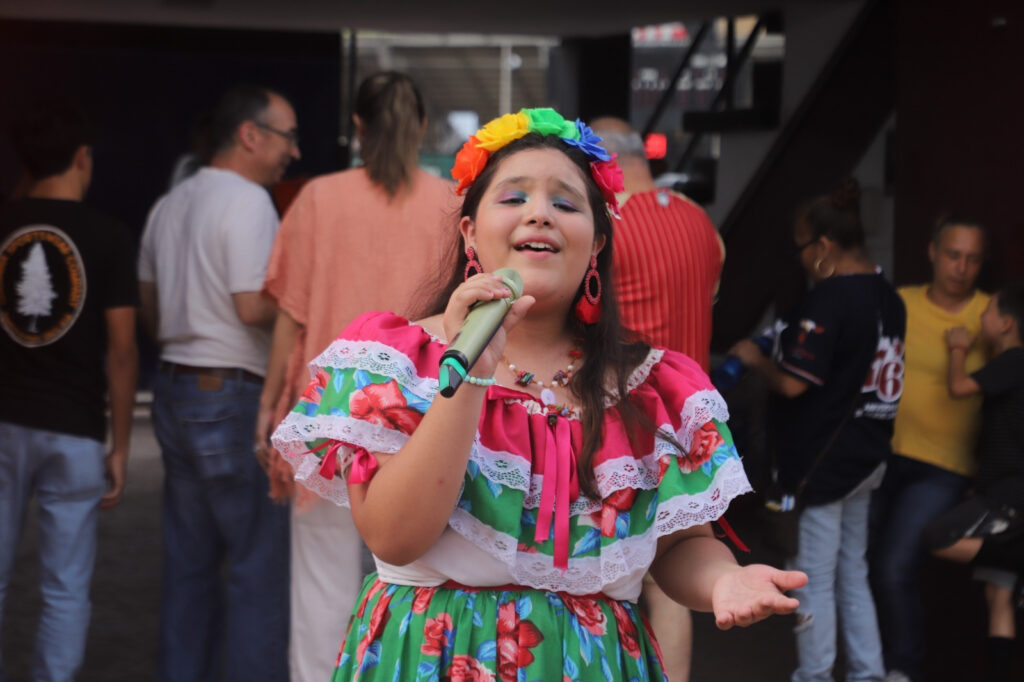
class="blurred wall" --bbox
[893,0,1024,289]
[0,20,341,235]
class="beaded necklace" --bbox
[503,346,582,424]
[503,347,582,388]
[538,388,577,425]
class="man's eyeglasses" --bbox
[253,121,300,146]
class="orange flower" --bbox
[452,136,490,195]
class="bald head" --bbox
[590,117,646,161]
[589,116,654,192]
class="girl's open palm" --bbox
[711,564,807,630]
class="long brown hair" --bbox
[422,133,663,498]
[354,71,425,198]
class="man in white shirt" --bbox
[138,85,299,682]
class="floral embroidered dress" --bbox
[272,311,751,682]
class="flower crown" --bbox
[451,108,624,215]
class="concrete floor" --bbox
[1,413,1016,681]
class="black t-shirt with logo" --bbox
[0,198,138,442]
[971,346,1024,507]
[771,273,907,506]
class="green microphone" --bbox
[438,268,523,398]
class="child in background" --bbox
[924,279,1024,682]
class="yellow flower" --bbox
[475,112,530,152]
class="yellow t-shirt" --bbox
[891,285,990,475]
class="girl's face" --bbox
[461,147,605,312]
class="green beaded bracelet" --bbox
[465,375,496,387]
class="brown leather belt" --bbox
[159,361,262,384]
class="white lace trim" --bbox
[271,411,414,508]
[520,474,604,514]
[625,347,664,394]
[471,442,533,493]
[274,411,410,456]
[673,388,731,450]
[276,381,733,510]
[308,338,439,401]
[291,450,350,505]
[572,347,666,409]
[652,457,751,535]
[310,338,669,406]
[447,457,752,593]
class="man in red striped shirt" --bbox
[592,117,724,372]
[592,117,725,682]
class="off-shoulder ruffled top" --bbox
[271,311,750,601]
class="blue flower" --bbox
[563,120,611,162]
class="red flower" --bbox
[679,421,723,472]
[356,589,392,663]
[420,612,452,657]
[412,586,434,614]
[300,368,331,402]
[594,487,638,537]
[452,136,490,195]
[604,487,637,511]
[599,506,618,538]
[496,602,544,680]
[349,379,423,435]
[609,600,642,659]
[561,594,607,636]
[448,654,496,681]
[356,580,387,618]
[590,157,624,214]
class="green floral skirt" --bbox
[333,574,667,681]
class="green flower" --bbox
[524,108,578,139]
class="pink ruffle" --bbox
[309,312,724,570]
[280,309,729,548]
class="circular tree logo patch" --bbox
[0,225,87,347]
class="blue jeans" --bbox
[0,421,106,682]
[789,464,886,682]
[869,455,969,680]
[152,371,289,682]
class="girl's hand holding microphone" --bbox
[441,272,534,393]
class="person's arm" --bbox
[349,276,534,566]
[232,291,278,327]
[255,309,303,468]
[730,339,810,398]
[350,371,492,565]
[649,524,806,630]
[138,280,158,339]
[946,326,981,398]
[223,190,281,329]
[101,305,139,510]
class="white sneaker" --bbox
[883,672,911,682]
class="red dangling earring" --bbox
[464,246,483,280]
[574,254,602,324]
